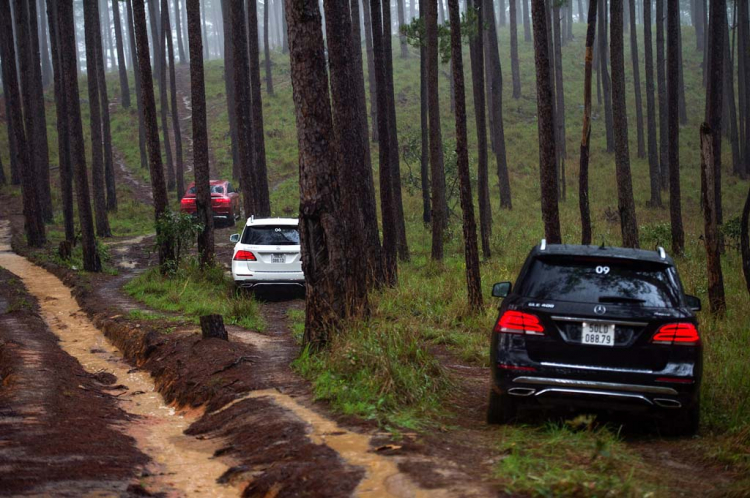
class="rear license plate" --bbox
[272,254,286,264]
[582,322,615,346]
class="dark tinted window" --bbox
[517,257,680,308]
[187,185,225,195]
[242,226,300,245]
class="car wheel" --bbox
[487,389,518,425]
[662,398,700,437]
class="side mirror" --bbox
[685,295,701,312]
[492,282,512,298]
[229,234,240,243]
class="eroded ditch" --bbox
[0,221,239,497]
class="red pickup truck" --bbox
[179,180,241,227]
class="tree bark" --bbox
[363,0,379,142]
[102,0,115,70]
[426,0,447,260]
[628,0,644,159]
[643,0,661,206]
[509,0,521,98]
[598,0,614,152]
[220,0,239,180]
[448,0,482,312]
[264,0,274,95]
[246,0,271,217]
[186,0,213,267]
[174,0,186,63]
[127,0,148,170]
[699,124,726,315]
[656,0,668,190]
[2,77,21,185]
[724,11,741,178]
[610,0,639,248]
[93,0,117,214]
[1,0,45,247]
[552,0,566,169]
[38,0,52,87]
[419,0,431,225]
[56,0,99,271]
[370,0,399,283]
[531,0,561,244]
[84,0,112,237]
[739,1,750,177]
[350,0,384,287]
[397,0,409,57]
[286,0,352,348]
[705,0,725,228]
[522,0,531,41]
[156,2,175,193]
[200,0,208,60]
[469,0,491,258]
[677,19,687,125]
[113,0,131,108]
[148,0,162,82]
[485,0,512,210]
[133,0,171,270]
[163,0,183,200]
[579,0,597,245]
[200,315,228,341]
[667,0,684,255]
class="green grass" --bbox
[123,260,265,331]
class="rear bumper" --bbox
[233,271,305,288]
[492,367,699,412]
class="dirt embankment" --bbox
[0,266,149,496]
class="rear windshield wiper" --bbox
[598,296,646,304]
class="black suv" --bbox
[488,241,703,435]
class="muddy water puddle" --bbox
[0,221,239,497]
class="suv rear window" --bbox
[187,185,225,195]
[242,226,300,245]
[516,257,681,308]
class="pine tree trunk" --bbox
[350,0,384,287]
[667,0,684,254]
[426,0,447,260]
[127,0,148,170]
[174,0,186,63]
[448,0,482,311]
[281,0,288,54]
[229,1,257,219]
[643,0,661,206]
[700,124,726,315]
[363,0,379,142]
[419,0,431,225]
[739,1,750,177]
[113,0,131,108]
[677,20,687,125]
[397,0,408,57]
[45,0,73,242]
[38,0,52,87]
[157,12,175,194]
[148,0,162,82]
[323,0,371,315]
[523,0,531,41]
[200,0,208,60]
[628,0,644,159]
[553,1,566,167]
[220,0,239,180]
[1,0,45,247]
[598,0,614,153]
[742,182,750,294]
[579,0,597,245]
[93,1,117,214]
[56,0,99,271]
[531,0,561,243]
[163,0,183,200]
[286,0,352,348]
[724,12,741,178]
[186,0,214,267]
[498,0,506,26]
[1,8,20,186]
[485,0,512,209]
[695,0,704,51]
[705,0,725,227]
[264,0,274,95]
[133,0,171,270]
[656,0,668,190]
[246,0,271,217]
[469,0,491,258]
[19,0,54,222]
[84,0,112,237]
[610,0,639,248]
[509,0,521,98]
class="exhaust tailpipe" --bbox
[508,387,536,397]
[654,398,682,409]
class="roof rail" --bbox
[657,246,666,259]
[540,239,547,251]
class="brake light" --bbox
[214,197,230,204]
[233,250,256,261]
[494,310,545,335]
[651,323,700,345]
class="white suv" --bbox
[230,217,304,288]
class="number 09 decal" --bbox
[595,266,610,275]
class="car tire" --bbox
[487,389,518,425]
[663,398,700,437]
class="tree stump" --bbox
[58,240,73,260]
[200,314,228,341]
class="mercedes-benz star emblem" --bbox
[594,305,607,315]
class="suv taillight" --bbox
[651,323,700,345]
[233,250,256,261]
[494,310,545,335]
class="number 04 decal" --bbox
[596,266,610,274]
